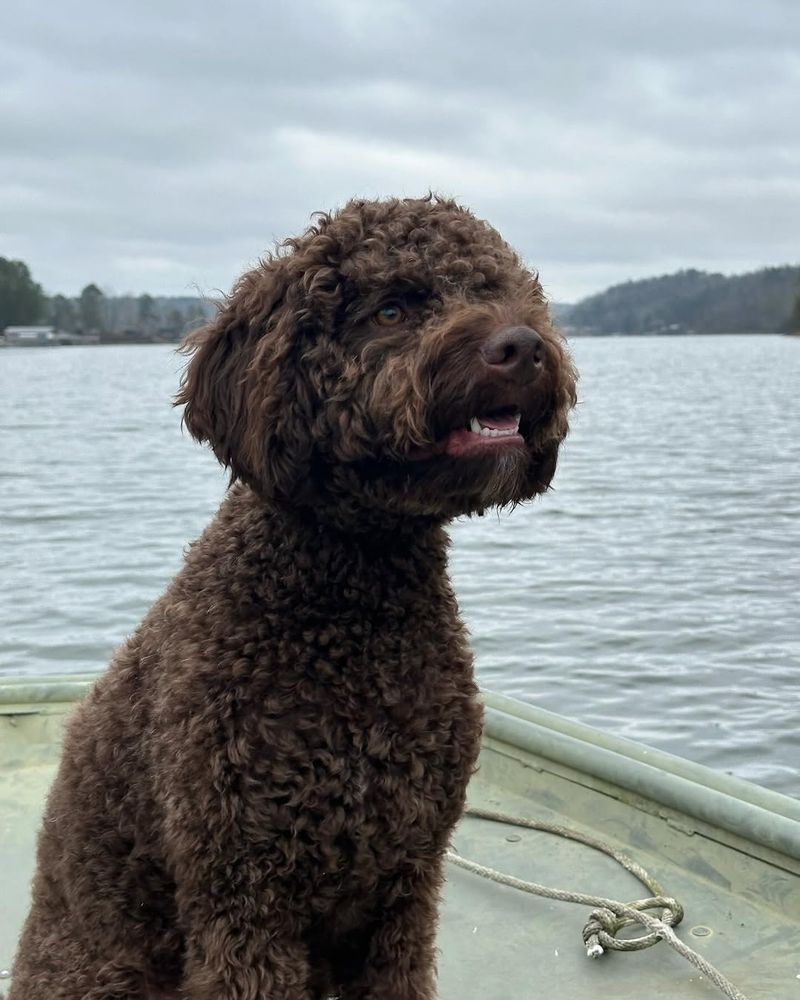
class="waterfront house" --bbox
[2,326,58,346]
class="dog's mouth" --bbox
[445,407,523,456]
[407,406,524,460]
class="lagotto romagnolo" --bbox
[12,196,577,1000]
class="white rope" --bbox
[447,806,749,1000]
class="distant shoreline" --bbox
[3,330,797,348]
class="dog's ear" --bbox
[176,265,316,501]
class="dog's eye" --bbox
[374,303,405,327]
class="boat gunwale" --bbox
[482,691,800,862]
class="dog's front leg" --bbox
[176,897,314,1000]
[341,862,442,1000]
[163,815,314,1000]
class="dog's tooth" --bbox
[468,416,521,439]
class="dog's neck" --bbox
[212,483,453,607]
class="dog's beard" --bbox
[330,442,547,522]
[470,449,530,511]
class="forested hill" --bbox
[562,265,800,335]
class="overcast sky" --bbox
[2,0,798,303]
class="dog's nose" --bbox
[481,326,545,376]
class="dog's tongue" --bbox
[477,413,519,431]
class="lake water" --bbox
[1,336,798,796]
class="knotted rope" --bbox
[447,806,749,1000]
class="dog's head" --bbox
[178,195,577,522]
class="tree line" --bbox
[563,265,800,335]
[0,257,213,340]
[3,255,799,340]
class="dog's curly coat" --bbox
[11,196,577,1000]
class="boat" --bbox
[1,675,798,999]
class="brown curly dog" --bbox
[11,195,577,1000]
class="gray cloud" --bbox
[1,0,798,302]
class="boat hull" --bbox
[1,677,798,998]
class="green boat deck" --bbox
[1,677,799,998]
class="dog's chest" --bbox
[311,673,480,887]
[246,546,481,893]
